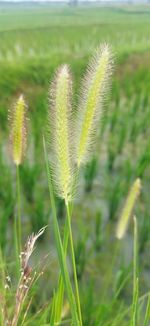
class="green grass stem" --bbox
[144,294,150,326]
[131,216,139,326]
[50,173,79,325]
[17,164,21,252]
[43,136,80,326]
[66,202,82,326]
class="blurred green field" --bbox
[0,3,150,325]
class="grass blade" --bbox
[43,136,80,326]
[131,216,139,326]
[143,294,150,326]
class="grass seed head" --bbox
[116,178,141,240]
[48,65,74,203]
[76,43,113,167]
[9,95,27,166]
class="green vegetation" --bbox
[0,3,150,325]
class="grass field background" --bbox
[0,3,150,324]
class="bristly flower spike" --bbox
[76,44,113,167]
[48,65,74,204]
[9,95,27,166]
[116,178,141,240]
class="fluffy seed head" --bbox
[116,178,141,240]
[76,44,113,167]
[48,65,74,203]
[9,95,27,165]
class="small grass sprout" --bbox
[48,65,74,204]
[76,44,113,167]
[116,178,141,240]
[9,95,27,166]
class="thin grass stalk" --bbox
[17,165,21,252]
[51,219,69,324]
[20,297,33,326]
[14,214,20,279]
[0,248,6,326]
[144,294,150,326]
[43,136,80,326]
[50,290,56,325]
[50,171,79,325]
[50,217,70,324]
[14,164,21,277]
[131,216,139,326]
[66,202,82,326]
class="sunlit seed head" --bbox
[116,178,141,240]
[9,95,27,166]
[48,65,74,203]
[76,43,113,167]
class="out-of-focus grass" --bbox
[0,4,150,65]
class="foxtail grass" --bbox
[48,65,74,204]
[48,65,82,325]
[75,44,113,167]
[116,178,141,239]
[9,95,27,166]
[47,45,113,325]
[9,95,28,267]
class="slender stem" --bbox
[0,248,6,325]
[133,216,138,297]
[17,164,21,252]
[131,216,139,326]
[14,214,20,279]
[43,136,80,325]
[51,171,79,323]
[52,210,70,323]
[144,294,150,326]
[66,202,82,326]
[14,165,21,276]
